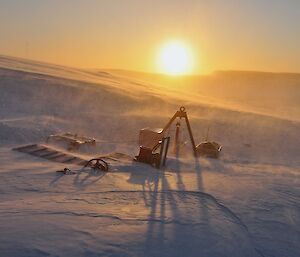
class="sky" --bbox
[0,0,300,74]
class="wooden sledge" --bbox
[13,144,89,166]
[13,143,134,170]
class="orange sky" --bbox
[0,0,300,74]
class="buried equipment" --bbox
[83,157,109,171]
[56,168,76,175]
[13,144,110,171]
[56,158,109,175]
[135,136,170,169]
[196,141,222,158]
[136,106,222,168]
[13,107,221,171]
[47,132,96,151]
[55,157,109,176]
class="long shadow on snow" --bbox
[73,169,106,190]
[126,157,215,257]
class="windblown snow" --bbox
[0,55,299,257]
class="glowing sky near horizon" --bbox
[0,0,300,74]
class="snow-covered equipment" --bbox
[136,106,222,167]
[13,144,87,165]
[138,128,164,150]
[46,132,96,151]
[83,157,109,171]
[135,136,170,168]
[56,168,76,175]
[13,144,111,171]
[136,107,198,167]
[196,141,222,158]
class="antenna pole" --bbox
[205,126,210,141]
[173,121,181,155]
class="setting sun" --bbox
[158,41,193,75]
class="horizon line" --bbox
[1,53,300,77]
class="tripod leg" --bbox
[184,115,198,157]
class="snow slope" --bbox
[111,69,300,122]
[0,55,299,257]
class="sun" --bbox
[158,41,193,75]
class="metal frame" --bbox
[162,106,197,157]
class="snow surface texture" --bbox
[0,55,299,257]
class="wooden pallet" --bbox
[13,144,89,166]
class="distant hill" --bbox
[1,55,299,121]
[109,68,300,122]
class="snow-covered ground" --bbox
[0,55,299,257]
